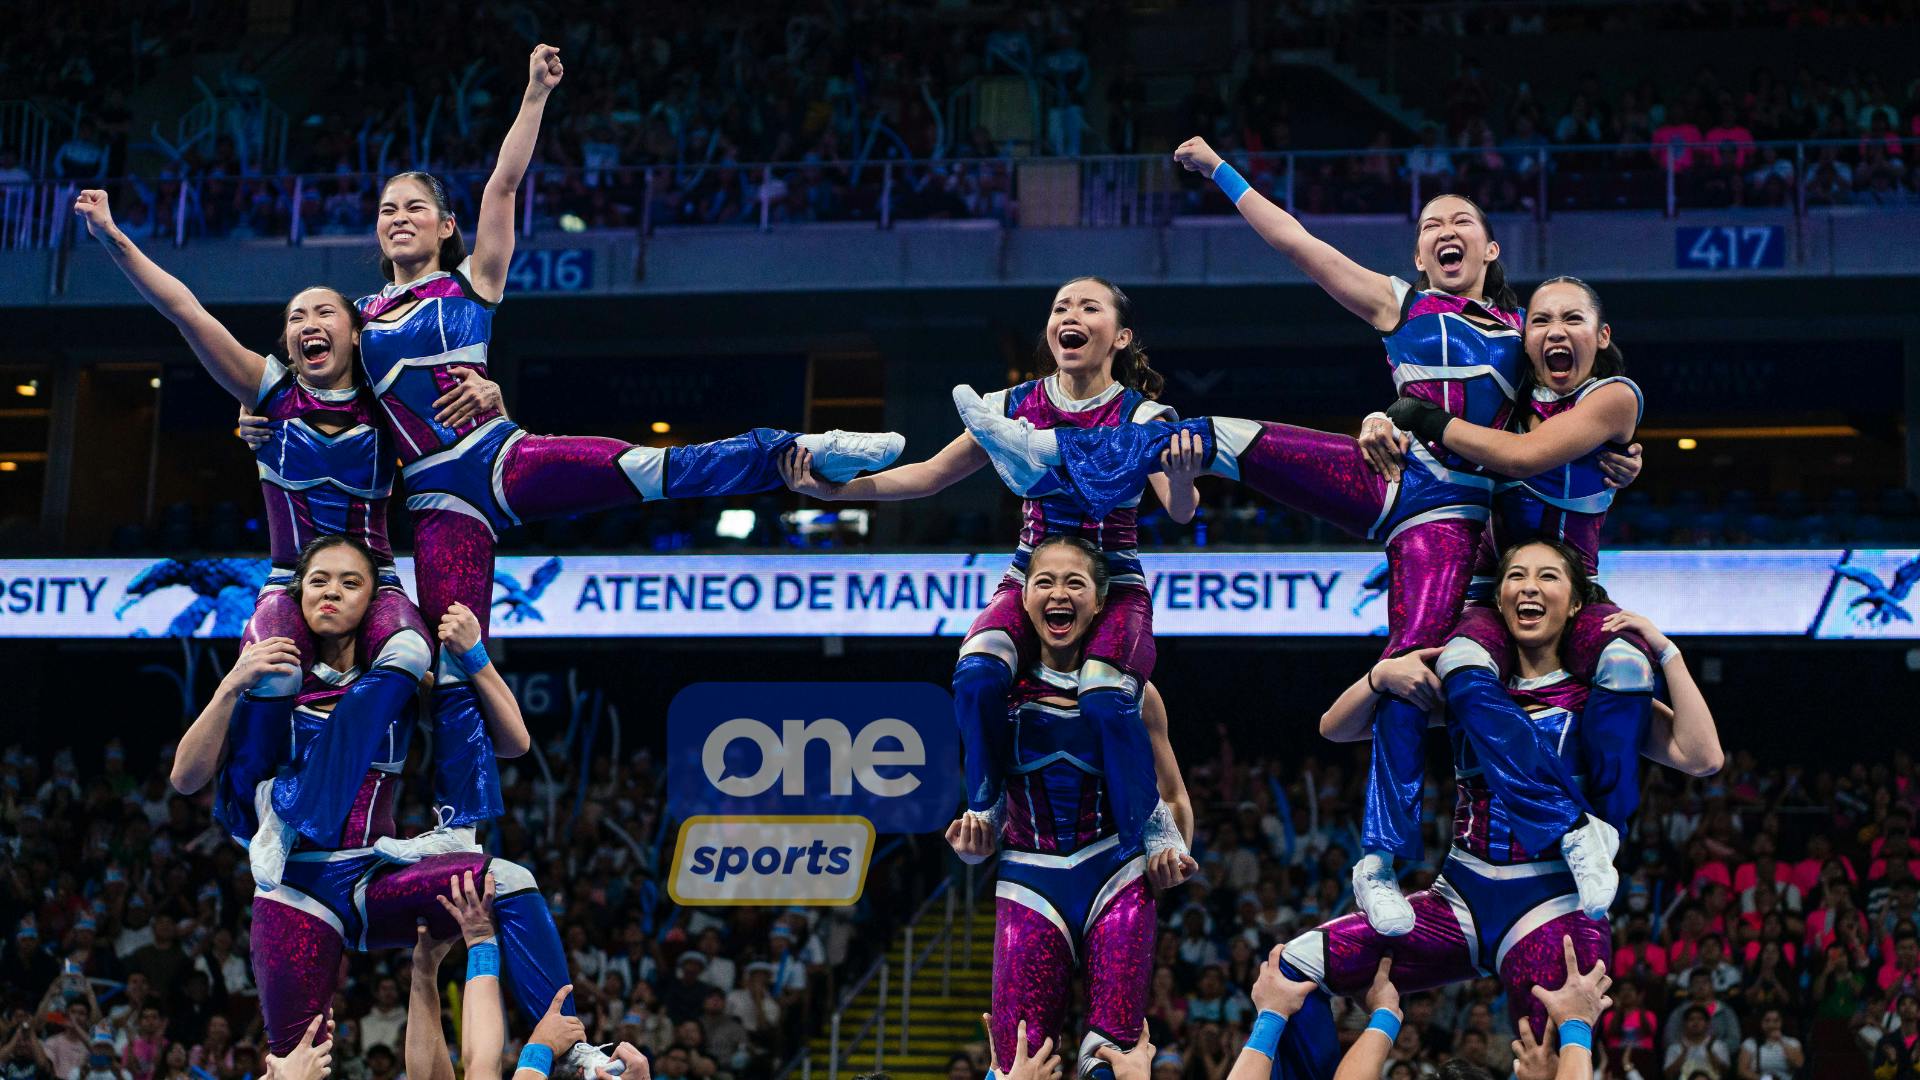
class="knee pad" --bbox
[616,445,666,500]
[1437,636,1498,681]
[1280,935,1327,984]
[1207,416,1262,479]
[486,858,538,897]
[373,628,432,683]
[958,630,1020,673]
[1593,639,1655,693]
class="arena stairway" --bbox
[804,904,997,1080]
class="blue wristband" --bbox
[1212,162,1251,204]
[1366,1009,1402,1043]
[1559,1019,1593,1053]
[517,1044,554,1078]
[458,639,491,677]
[1247,1010,1287,1059]
[466,940,500,980]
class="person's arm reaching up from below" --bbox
[1227,946,1319,1080]
[406,922,457,1080]
[1091,1022,1155,1080]
[1512,1016,1557,1080]
[443,871,589,1080]
[1333,958,1404,1080]
[983,1018,1062,1080]
[1531,936,1616,1080]
[263,1017,333,1080]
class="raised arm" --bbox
[781,433,987,502]
[1389,382,1640,479]
[1332,959,1402,1080]
[73,190,265,402]
[443,873,588,1080]
[1611,611,1723,777]
[406,926,457,1080]
[1530,937,1614,1080]
[173,637,300,794]
[441,872,508,1080]
[1173,138,1401,330]
[468,45,564,301]
[1226,947,1321,1080]
[438,603,529,757]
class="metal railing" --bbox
[779,864,983,1080]
[4,137,1914,253]
[0,101,54,177]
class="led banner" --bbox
[0,549,1914,640]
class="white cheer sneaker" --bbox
[1561,815,1622,920]
[1351,851,1415,936]
[797,430,906,482]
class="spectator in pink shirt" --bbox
[1653,106,1705,172]
[1870,811,1920,880]
[1668,906,1709,972]
[1702,104,1756,170]
[1805,880,1870,952]
[1618,919,1672,982]
[1791,834,1856,897]
[123,1007,167,1080]
[1881,930,1920,995]
[1735,835,1794,894]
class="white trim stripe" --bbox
[996,880,1075,962]
[491,428,529,527]
[1495,894,1584,971]
[400,415,514,479]
[1431,874,1482,973]
[1382,502,1491,543]
[1083,854,1148,935]
[1000,832,1122,870]
[369,340,487,399]
[403,492,495,534]
[254,883,346,937]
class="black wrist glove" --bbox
[1385,396,1454,446]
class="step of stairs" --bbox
[791,887,1000,1079]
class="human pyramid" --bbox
[72,39,1720,1080]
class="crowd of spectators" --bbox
[6,714,1920,1080]
[1185,57,1920,217]
[9,1,1920,241]
[0,732,939,1080]
[938,737,1920,1080]
[2,0,1102,238]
